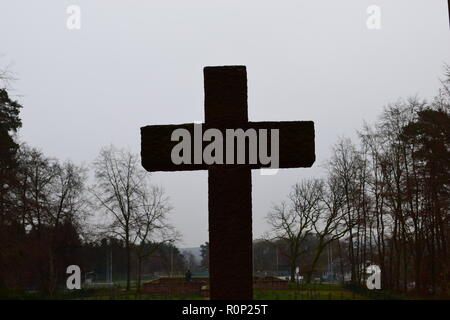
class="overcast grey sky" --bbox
[1,1,449,248]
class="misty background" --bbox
[1,0,449,248]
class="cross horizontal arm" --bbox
[141,121,315,172]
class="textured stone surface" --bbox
[140,121,315,172]
[204,66,252,300]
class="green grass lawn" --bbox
[73,283,369,300]
[71,284,365,300]
[253,283,368,300]
[76,292,205,300]
[2,283,416,300]
[254,289,367,300]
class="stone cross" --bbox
[141,66,315,299]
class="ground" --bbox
[1,282,424,300]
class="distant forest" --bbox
[0,66,449,298]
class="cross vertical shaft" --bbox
[204,66,253,300]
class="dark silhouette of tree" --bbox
[266,180,321,282]
[0,87,23,289]
[402,108,450,295]
[92,146,178,291]
[0,88,22,220]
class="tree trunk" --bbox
[307,240,325,284]
[136,256,142,294]
[126,238,131,291]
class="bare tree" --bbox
[134,185,179,292]
[327,138,364,282]
[0,60,16,90]
[92,145,177,291]
[266,179,322,282]
[306,175,348,283]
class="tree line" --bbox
[263,66,450,297]
[0,76,181,294]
